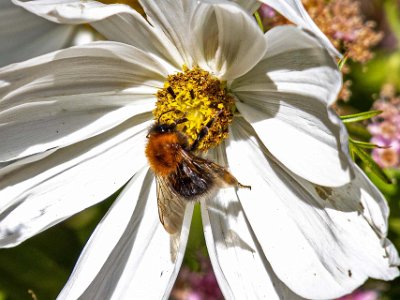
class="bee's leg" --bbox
[190,119,212,151]
[190,110,223,151]
[238,182,252,190]
[207,161,251,190]
[221,169,251,190]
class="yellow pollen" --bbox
[154,66,235,151]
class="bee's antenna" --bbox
[157,109,176,123]
[157,109,188,126]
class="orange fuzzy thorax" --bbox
[145,132,183,177]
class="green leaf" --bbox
[365,167,398,196]
[349,141,392,184]
[0,201,112,300]
[345,122,372,140]
[0,225,80,300]
[340,110,382,123]
[349,138,389,149]
[390,218,400,236]
[338,55,348,71]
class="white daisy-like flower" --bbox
[0,1,398,299]
[0,0,95,67]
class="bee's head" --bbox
[148,122,176,135]
[147,115,188,138]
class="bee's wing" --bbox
[156,175,187,235]
[189,154,242,188]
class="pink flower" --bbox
[369,95,400,168]
[337,289,379,300]
[259,4,277,19]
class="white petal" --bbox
[0,148,58,177]
[353,164,400,267]
[1,41,167,105]
[0,1,74,67]
[355,165,389,236]
[0,41,165,163]
[13,0,136,24]
[231,0,260,13]
[0,116,151,248]
[90,6,183,69]
[140,0,198,67]
[201,147,305,300]
[0,97,154,165]
[232,26,341,104]
[259,0,341,57]
[58,168,193,300]
[13,0,184,68]
[226,118,399,299]
[235,101,352,187]
[232,26,351,187]
[191,1,267,80]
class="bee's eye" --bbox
[155,124,171,133]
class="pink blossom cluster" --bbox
[171,254,223,300]
[368,96,400,168]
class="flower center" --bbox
[154,67,235,151]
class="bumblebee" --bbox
[145,116,250,234]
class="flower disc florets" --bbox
[154,66,235,151]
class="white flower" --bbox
[0,1,398,299]
[0,0,95,67]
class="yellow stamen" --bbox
[154,66,235,151]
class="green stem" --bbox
[254,11,264,32]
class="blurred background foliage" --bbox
[0,0,400,299]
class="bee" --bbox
[145,115,250,234]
